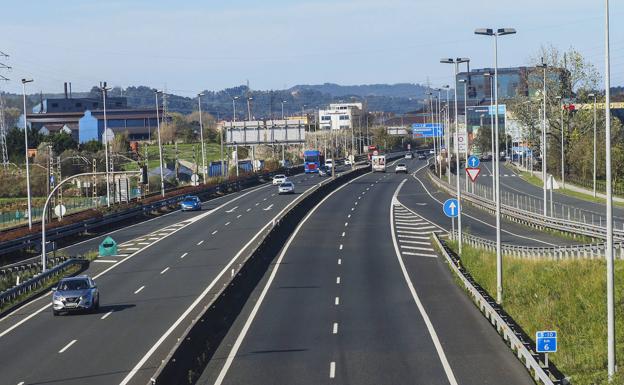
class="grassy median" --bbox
[447,241,624,385]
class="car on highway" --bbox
[278,181,295,194]
[318,165,332,177]
[405,152,413,159]
[418,153,427,160]
[344,158,353,166]
[272,174,287,185]
[52,276,99,315]
[395,163,408,174]
[180,195,201,211]
[325,159,334,169]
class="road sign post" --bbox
[536,330,557,367]
[443,198,459,218]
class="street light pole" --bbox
[444,85,451,184]
[154,90,165,197]
[604,0,615,378]
[475,27,516,305]
[541,61,548,217]
[459,78,469,191]
[557,96,565,189]
[197,93,207,184]
[100,84,112,207]
[232,96,239,122]
[589,93,597,198]
[21,78,34,229]
[281,100,286,120]
[247,97,253,121]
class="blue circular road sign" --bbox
[443,198,459,218]
[467,155,480,168]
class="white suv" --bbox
[395,163,408,174]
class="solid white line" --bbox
[339,244,343,250]
[212,230,218,235]
[123,247,140,251]
[134,286,145,294]
[333,322,338,334]
[197,240,204,246]
[398,234,430,240]
[180,252,188,259]
[225,206,238,213]
[138,242,150,245]
[400,245,435,251]
[225,222,231,226]
[330,362,336,378]
[101,310,114,320]
[403,252,438,258]
[58,339,77,353]
[93,260,118,263]
[160,267,170,275]
[390,180,458,385]
[335,297,340,305]
[399,240,431,245]
[397,230,433,235]
[336,276,341,284]
[396,225,432,230]
[211,171,371,385]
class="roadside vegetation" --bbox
[448,241,624,384]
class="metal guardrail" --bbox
[432,233,563,385]
[0,167,302,259]
[0,258,87,310]
[452,230,624,260]
[428,170,624,241]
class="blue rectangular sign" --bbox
[487,104,507,116]
[411,123,444,138]
[536,331,557,353]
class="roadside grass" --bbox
[447,240,624,385]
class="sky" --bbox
[0,0,622,96]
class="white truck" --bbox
[371,154,386,172]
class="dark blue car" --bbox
[180,195,201,211]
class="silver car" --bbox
[278,181,295,194]
[52,276,100,315]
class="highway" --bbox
[0,170,335,385]
[458,161,624,228]
[198,162,533,385]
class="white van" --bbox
[371,155,386,172]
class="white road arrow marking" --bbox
[263,204,274,211]
[225,206,238,213]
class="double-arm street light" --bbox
[197,93,207,184]
[440,57,470,255]
[21,78,34,229]
[474,27,516,305]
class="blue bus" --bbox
[304,150,324,173]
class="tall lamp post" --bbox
[247,97,253,121]
[538,60,548,217]
[154,90,165,197]
[604,0,615,378]
[443,85,451,183]
[100,84,112,207]
[588,93,597,198]
[197,93,207,184]
[440,57,470,255]
[21,78,34,229]
[484,72,496,195]
[556,95,565,189]
[458,78,469,192]
[475,27,516,305]
[281,100,287,120]
[232,96,239,122]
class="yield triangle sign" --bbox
[466,167,481,182]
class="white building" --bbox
[318,102,363,130]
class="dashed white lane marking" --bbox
[263,198,267,201]
[403,252,438,258]
[338,258,342,265]
[336,276,341,284]
[335,297,340,305]
[354,202,358,205]
[263,204,274,211]
[330,362,336,378]
[344,222,348,227]
[347,214,351,218]
[225,206,238,213]
[59,339,77,353]
[180,252,188,259]
[255,202,260,206]
[341,232,345,237]
[101,310,113,320]
[271,193,276,196]
[134,286,145,294]
[160,267,170,275]
[197,240,204,246]
[358,196,361,200]
[17,381,24,385]
[225,222,231,226]
[237,214,242,219]
[351,207,355,211]
[339,244,343,250]
[212,230,218,235]
[246,208,252,212]
[333,323,339,334]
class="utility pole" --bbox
[541,60,548,217]
[197,93,207,184]
[589,93,597,197]
[0,52,10,169]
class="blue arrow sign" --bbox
[536,331,557,353]
[443,198,459,218]
[467,155,480,168]
[50,175,56,187]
